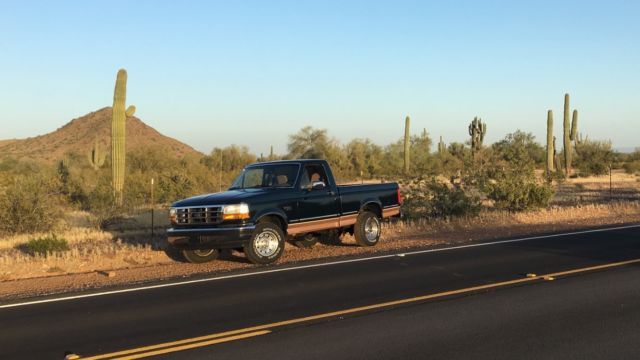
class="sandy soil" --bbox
[1,201,638,302]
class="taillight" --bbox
[397,188,402,205]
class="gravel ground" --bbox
[1,203,639,302]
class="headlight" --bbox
[169,208,177,224]
[222,203,250,221]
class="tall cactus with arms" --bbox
[468,117,486,158]
[111,69,136,206]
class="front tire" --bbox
[182,248,220,263]
[244,222,285,265]
[354,211,381,247]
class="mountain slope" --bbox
[0,108,201,162]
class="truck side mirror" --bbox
[311,181,326,190]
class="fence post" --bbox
[219,152,223,192]
[609,164,612,201]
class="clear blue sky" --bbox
[1,0,638,154]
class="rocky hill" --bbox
[0,108,201,162]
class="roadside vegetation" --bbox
[1,84,639,283]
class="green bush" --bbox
[491,131,545,167]
[623,161,640,174]
[487,172,554,211]
[428,181,482,219]
[574,139,613,176]
[0,175,62,234]
[402,178,481,220]
[19,234,70,256]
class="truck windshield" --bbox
[229,164,300,189]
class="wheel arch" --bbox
[255,209,288,231]
[360,200,382,218]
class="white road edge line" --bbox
[1,224,638,309]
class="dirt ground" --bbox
[1,201,638,302]
[552,171,640,205]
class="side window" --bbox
[300,164,329,189]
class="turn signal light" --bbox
[222,213,250,221]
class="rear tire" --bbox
[182,248,220,263]
[244,222,285,265]
[354,211,381,247]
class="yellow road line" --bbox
[82,257,640,359]
[112,330,270,360]
[80,327,270,360]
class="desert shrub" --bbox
[18,234,69,256]
[623,161,640,174]
[547,169,566,185]
[492,131,546,167]
[475,131,555,211]
[487,170,554,211]
[402,178,481,220]
[434,151,465,178]
[428,181,482,219]
[0,175,63,234]
[84,179,120,228]
[57,160,87,205]
[344,138,385,179]
[574,139,613,176]
[447,142,470,163]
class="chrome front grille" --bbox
[176,206,222,225]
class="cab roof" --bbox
[247,159,327,166]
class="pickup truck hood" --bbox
[171,189,270,207]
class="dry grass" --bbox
[0,227,111,251]
[385,201,640,241]
[0,210,174,281]
[1,201,639,284]
[553,171,640,205]
[0,230,170,281]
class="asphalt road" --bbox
[1,224,639,359]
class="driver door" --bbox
[296,163,340,227]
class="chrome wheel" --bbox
[364,216,380,242]
[254,230,280,258]
[193,249,215,257]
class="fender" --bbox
[254,208,289,229]
[360,199,383,217]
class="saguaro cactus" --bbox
[87,138,106,170]
[468,117,486,158]
[553,136,559,172]
[269,145,274,160]
[403,116,410,174]
[438,136,446,156]
[563,94,578,177]
[546,110,554,175]
[112,69,136,206]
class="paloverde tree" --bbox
[287,126,333,159]
[346,138,384,178]
[492,130,545,170]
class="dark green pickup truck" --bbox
[167,159,401,265]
